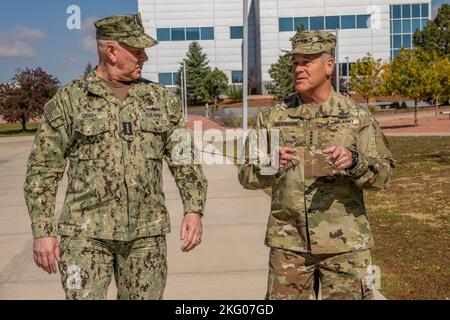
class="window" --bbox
[159,73,179,86]
[341,15,356,29]
[159,73,173,86]
[326,16,340,29]
[279,14,371,33]
[393,20,401,33]
[402,4,411,19]
[201,27,214,40]
[294,17,309,30]
[403,34,412,48]
[279,18,293,32]
[230,26,243,39]
[156,28,170,41]
[412,4,421,18]
[390,4,427,59]
[171,28,185,41]
[421,4,429,17]
[357,15,371,28]
[392,5,401,19]
[412,19,421,32]
[231,71,243,84]
[402,19,411,33]
[393,35,401,49]
[186,27,200,40]
[310,16,324,30]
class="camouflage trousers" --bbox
[266,247,374,300]
[58,235,167,300]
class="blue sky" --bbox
[0,0,448,85]
[0,0,137,85]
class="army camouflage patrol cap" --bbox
[94,13,158,48]
[288,30,336,56]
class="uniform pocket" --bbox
[73,117,110,160]
[140,116,169,160]
[59,236,72,257]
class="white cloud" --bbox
[0,27,45,59]
[79,17,98,53]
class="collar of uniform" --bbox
[288,89,341,119]
[319,89,341,117]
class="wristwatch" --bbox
[348,151,359,170]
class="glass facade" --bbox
[230,26,243,39]
[390,3,429,59]
[280,14,372,32]
[158,72,179,86]
[231,71,243,84]
[156,27,214,41]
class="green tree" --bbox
[84,62,94,76]
[423,53,450,114]
[226,84,243,103]
[177,42,211,105]
[350,53,384,110]
[383,48,429,126]
[265,54,294,100]
[413,4,450,58]
[201,68,229,113]
[0,67,59,131]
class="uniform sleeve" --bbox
[348,116,395,190]
[23,93,71,238]
[237,110,277,190]
[163,94,207,216]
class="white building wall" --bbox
[260,0,431,84]
[138,0,256,85]
[138,0,431,90]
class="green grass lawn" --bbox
[367,136,450,300]
[0,123,39,137]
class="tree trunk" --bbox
[435,96,439,116]
[414,100,418,127]
[21,116,27,132]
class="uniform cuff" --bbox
[183,202,205,217]
[31,221,57,238]
[347,152,370,179]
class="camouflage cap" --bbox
[94,13,158,48]
[288,30,336,56]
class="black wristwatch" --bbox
[348,151,359,170]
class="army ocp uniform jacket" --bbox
[238,90,394,254]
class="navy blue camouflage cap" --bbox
[94,13,158,48]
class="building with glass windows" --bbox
[138,0,431,93]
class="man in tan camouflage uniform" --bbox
[238,30,394,300]
[23,14,207,300]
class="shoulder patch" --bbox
[43,100,64,128]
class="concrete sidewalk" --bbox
[0,136,384,300]
[0,136,270,299]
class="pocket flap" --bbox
[74,118,109,136]
[141,116,169,133]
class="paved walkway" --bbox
[0,136,385,300]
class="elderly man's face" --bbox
[292,53,334,94]
[113,42,148,81]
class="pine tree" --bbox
[265,54,294,100]
[201,68,229,115]
[177,42,211,105]
[413,4,450,58]
[84,62,93,76]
